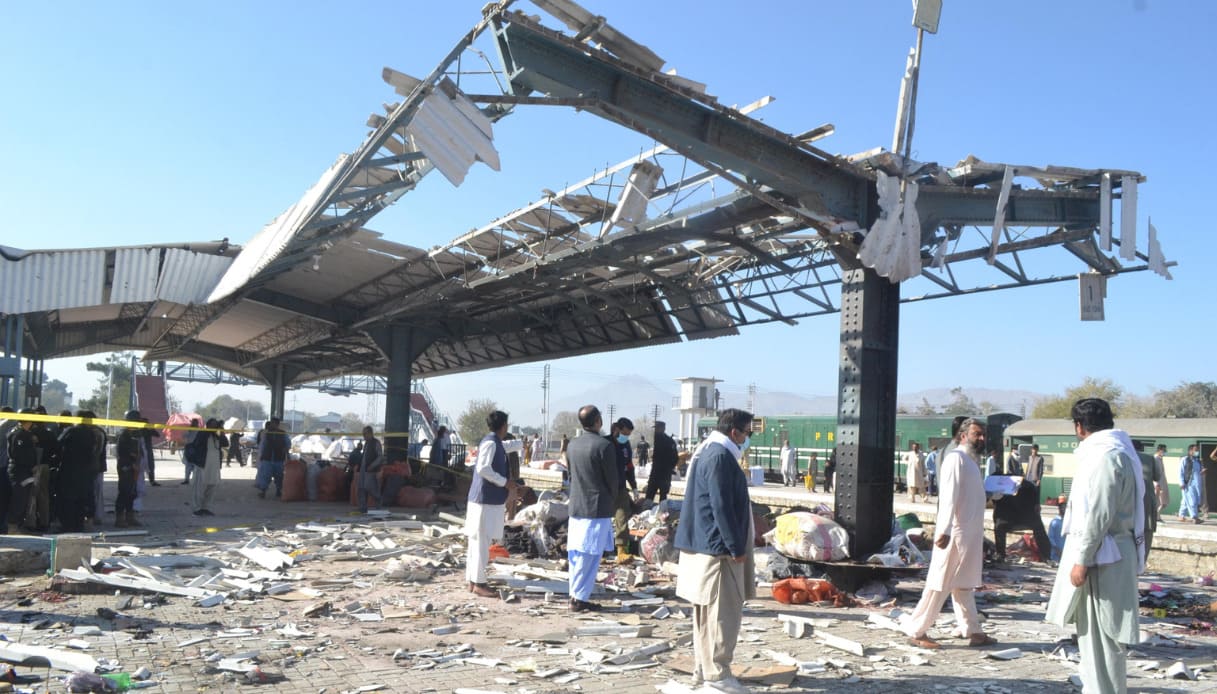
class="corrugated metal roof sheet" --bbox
[0,249,105,313]
[207,154,349,303]
[110,247,160,303]
[157,249,231,305]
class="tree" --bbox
[41,378,72,413]
[1031,377,1125,419]
[339,413,365,435]
[1144,381,1217,418]
[77,352,135,421]
[457,398,499,447]
[913,398,938,416]
[940,387,978,416]
[549,410,580,441]
[194,394,266,423]
[978,400,998,416]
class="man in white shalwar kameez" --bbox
[902,419,996,649]
[464,410,519,598]
[779,440,798,487]
[904,441,927,503]
[1045,398,1144,694]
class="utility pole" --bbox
[747,382,757,413]
[541,363,551,446]
[607,404,616,423]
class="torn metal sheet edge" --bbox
[0,640,100,673]
[57,568,219,599]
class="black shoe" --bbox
[569,598,601,613]
[193,510,206,516]
[180,481,189,485]
[257,489,266,499]
[200,509,215,516]
[150,481,161,486]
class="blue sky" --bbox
[3,1,1212,427]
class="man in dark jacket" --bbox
[256,418,290,499]
[644,420,678,503]
[56,411,101,532]
[992,478,1051,562]
[674,409,755,694]
[6,409,39,533]
[29,407,59,531]
[565,405,618,613]
[607,417,637,563]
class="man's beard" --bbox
[960,439,982,458]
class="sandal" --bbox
[909,636,941,649]
[967,633,998,647]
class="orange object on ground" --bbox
[771,577,849,606]
[488,544,509,560]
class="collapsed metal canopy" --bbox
[2,0,1167,391]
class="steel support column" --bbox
[268,364,287,421]
[834,267,900,560]
[0,315,22,409]
[383,324,415,466]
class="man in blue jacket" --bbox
[674,408,756,694]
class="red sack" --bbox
[281,460,308,502]
[316,466,347,502]
[395,486,437,509]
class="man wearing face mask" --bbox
[607,417,638,563]
[902,418,996,649]
[674,409,756,694]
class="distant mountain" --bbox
[550,375,677,421]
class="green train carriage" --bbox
[695,413,1022,485]
[1005,418,1217,517]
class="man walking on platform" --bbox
[902,418,996,649]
